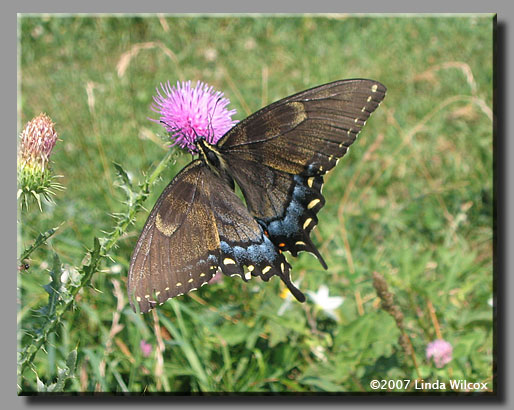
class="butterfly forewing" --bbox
[218,79,386,265]
[218,79,386,174]
[128,161,217,312]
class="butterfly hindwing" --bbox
[219,156,327,266]
[128,160,303,313]
[206,165,305,301]
[218,79,386,266]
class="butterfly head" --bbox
[194,137,216,164]
[196,137,235,190]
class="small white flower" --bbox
[110,264,122,274]
[307,285,344,321]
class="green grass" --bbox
[18,15,494,393]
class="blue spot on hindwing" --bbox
[292,176,308,199]
[232,246,246,261]
[220,241,231,254]
[220,234,278,267]
[267,178,310,238]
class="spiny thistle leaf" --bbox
[35,349,78,392]
[19,226,59,262]
[113,162,132,188]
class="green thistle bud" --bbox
[17,113,63,210]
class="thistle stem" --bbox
[18,150,175,389]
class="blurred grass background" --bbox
[18,14,494,393]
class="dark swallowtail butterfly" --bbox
[128,79,386,312]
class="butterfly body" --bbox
[129,79,386,312]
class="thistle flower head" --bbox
[150,81,237,153]
[18,113,57,173]
[17,113,62,210]
[426,339,453,368]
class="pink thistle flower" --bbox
[18,113,58,173]
[17,113,63,210]
[140,340,153,358]
[150,80,237,153]
[426,339,453,368]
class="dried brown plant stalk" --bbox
[372,271,421,379]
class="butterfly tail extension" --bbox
[277,260,306,302]
[301,235,328,270]
[284,281,306,303]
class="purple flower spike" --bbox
[150,80,237,153]
[426,339,453,368]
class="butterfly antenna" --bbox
[191,125,200,141]
[160,119,180,134]
[207,97,222,142]
[161,119,191,143]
